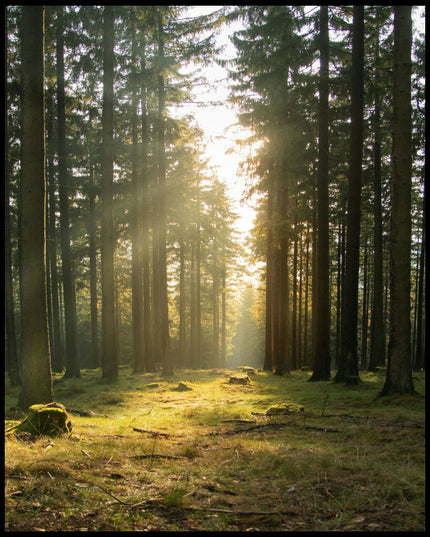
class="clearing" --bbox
[4,367,425,531]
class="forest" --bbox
[4,5,425,532]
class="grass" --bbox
[4,366,425,531]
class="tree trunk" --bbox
[360,243,369,369]
[56,6,80,379]
[381,6,414,395]
[5,132,20,386]
[179,234,186,368]
[131,29,144,373]
[263,187,274,371]
[334,5,364,384]
[368,57,386,371]
[413,229,425,371]
[18,6,53,408]
[157,15,171,376]
[88,158,99,368]
[274,173,289,376]
[221,263,227,369]
[101,5,118,380]
[310,5,331,381]
[140,53,154,371]
[46,90,63,373]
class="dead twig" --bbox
[132,427,169,438]
[131,454,185,460]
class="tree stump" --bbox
[5,402,72,438]
[228,375,251,385]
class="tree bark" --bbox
[380,6,414,395]
[334,5,364,384]
[101,5,118,380]
[18,5,54,408]
[56,6,80,378]
[131,29,144,373]
[368,52,386,371]
[310,5,331,381]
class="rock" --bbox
[264,402,304,415]
[5,402,72,438]
[228,375,251,385]
[145,383,160,389]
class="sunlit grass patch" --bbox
[5,367,425,531]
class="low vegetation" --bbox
[5,367,425,531]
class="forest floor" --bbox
[4,366,425,532]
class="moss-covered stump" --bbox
[173,381,193,392]
[228,375,251,385]
[264,402,305,415]
[5,402,72,439]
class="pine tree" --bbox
[18,6,54,408]
[381,6,415,396]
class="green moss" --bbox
[264,402,305,415]
[5,402,72,438]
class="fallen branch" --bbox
[131,454,184,460]
[132,427,169,438]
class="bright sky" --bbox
[180,4,426,242]
[181,6,255,239]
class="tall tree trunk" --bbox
[263,187,274,371]
[334,5,364,384]
[5,133,20,386]
[302,228,310,366]
[413,228,425,371]
[291,218,298,370]
[101,5,118,380]
[18,6,53,408]
[88,158,99,368]
[212,232,219,368]
[46,89,63,373]
[57,6,80,379]
[381,6,414,395]
[140,54,153,371]
[157,15,171,375]
[179,234,186,368]
[274,173,289,376]
[131,29,144,373]
[368,53,386,371]
[360,243,369,369]
[221,263,227,369]
[310,5,331,381]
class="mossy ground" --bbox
[4,367,425,531]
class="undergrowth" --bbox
[4,367,425,531]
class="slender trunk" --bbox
[131,30,144,373]
[360,243,369,369]
[157,16,171,375]
[88,159,99,368]
[221,264,226,369]
[368,63,386,370]
[179,234,186,368]
[5,135,20,386]
[57,6,80,379]
[46,90,63,373]
[263,189,273,371]
[101,5,118,380]
[140,56,153,371]
[413,229,425,370]
[302,229,310,366]
[291,220,298,370]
